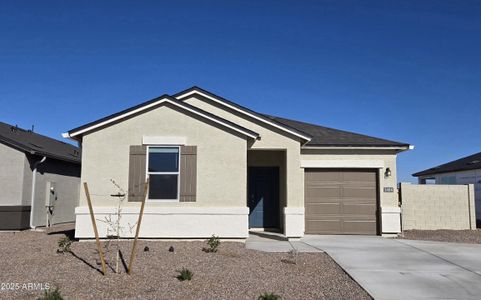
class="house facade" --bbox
[0,122,81,230]
[65,87,410,238]
[413,151,481,222]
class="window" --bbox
[147,147,180,200]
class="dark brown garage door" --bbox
[305,169,378,235]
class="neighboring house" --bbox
[413,151,481,221]
[0,122,81,230]
[64,86,411,239]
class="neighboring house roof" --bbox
[0,122,81,164]
[413,151,481,177]
[263,115,410,148]
[65,95,260,140]
[64,86,410,149]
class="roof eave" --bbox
[65,95,260,140]
[302,144,413,151]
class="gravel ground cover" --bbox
[400,229,481,244]
[0,224,370,300]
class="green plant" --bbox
[203,234,220,253]
[57,237,72,253]
[258,292,281,300]
[281,249,299,265]
[176,268,193,281]
[37,287,63,300]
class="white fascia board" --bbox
[302,146,411,150]
[68,97,259,139]
[176,90,312,142]
[301,159,385,168]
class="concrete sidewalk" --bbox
[302,235,481,300]
[245,231,322,253]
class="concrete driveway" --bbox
[301,235,481,300]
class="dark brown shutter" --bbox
[180,145,197,202]
[128,145,147,202]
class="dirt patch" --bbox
[400,229,481,244]
[0,224,370,300]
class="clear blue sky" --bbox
[1,0,480,182]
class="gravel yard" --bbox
[400,229,481,244]
[0,224,370,300]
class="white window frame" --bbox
[146,145,181,202]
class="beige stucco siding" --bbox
[300,149,399,207]
[80,104,247,208]
[183,96,304,207]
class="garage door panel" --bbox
[342,221,377,234]
[305,202,341,215]
[342,171,376,182]
[305,186,341,198]
[342,187,376,198]
[306,219,342,233]
[342,203,376,215]
[305,170,341,181]
[305,169,378,235]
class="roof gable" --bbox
[413,151,481,177]
[65,95,259,140]
[174,86,313,142]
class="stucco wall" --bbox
[80,104,247,208]
[0,143,25,206]
[183,96,304,208]
[30,158,81,227]
[400,183,476,230]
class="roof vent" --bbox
[467,160,481,165]
[10,125,18,133]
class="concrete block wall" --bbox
[400,183,476,230]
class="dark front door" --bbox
[248,167,279,229]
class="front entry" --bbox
[248,167,280,229]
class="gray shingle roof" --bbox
[263,115,409,147]
[66,86,410,149]
[0,122,81,164]
[413,151,481,177]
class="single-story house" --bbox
[413,151,481,221]
[64,86,411,239]
[0,122,81,230]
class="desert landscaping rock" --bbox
[0,224,370,299]
[400,229,481,244]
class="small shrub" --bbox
[144,246,150,252]
[176,268,193,281]
[281,249,299,265]
[203,234,220,253]
[258,292,281,300]
[288,248,299,264]
[169,246,175,252]
[57,237,72,253]
[37,287,63,300]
